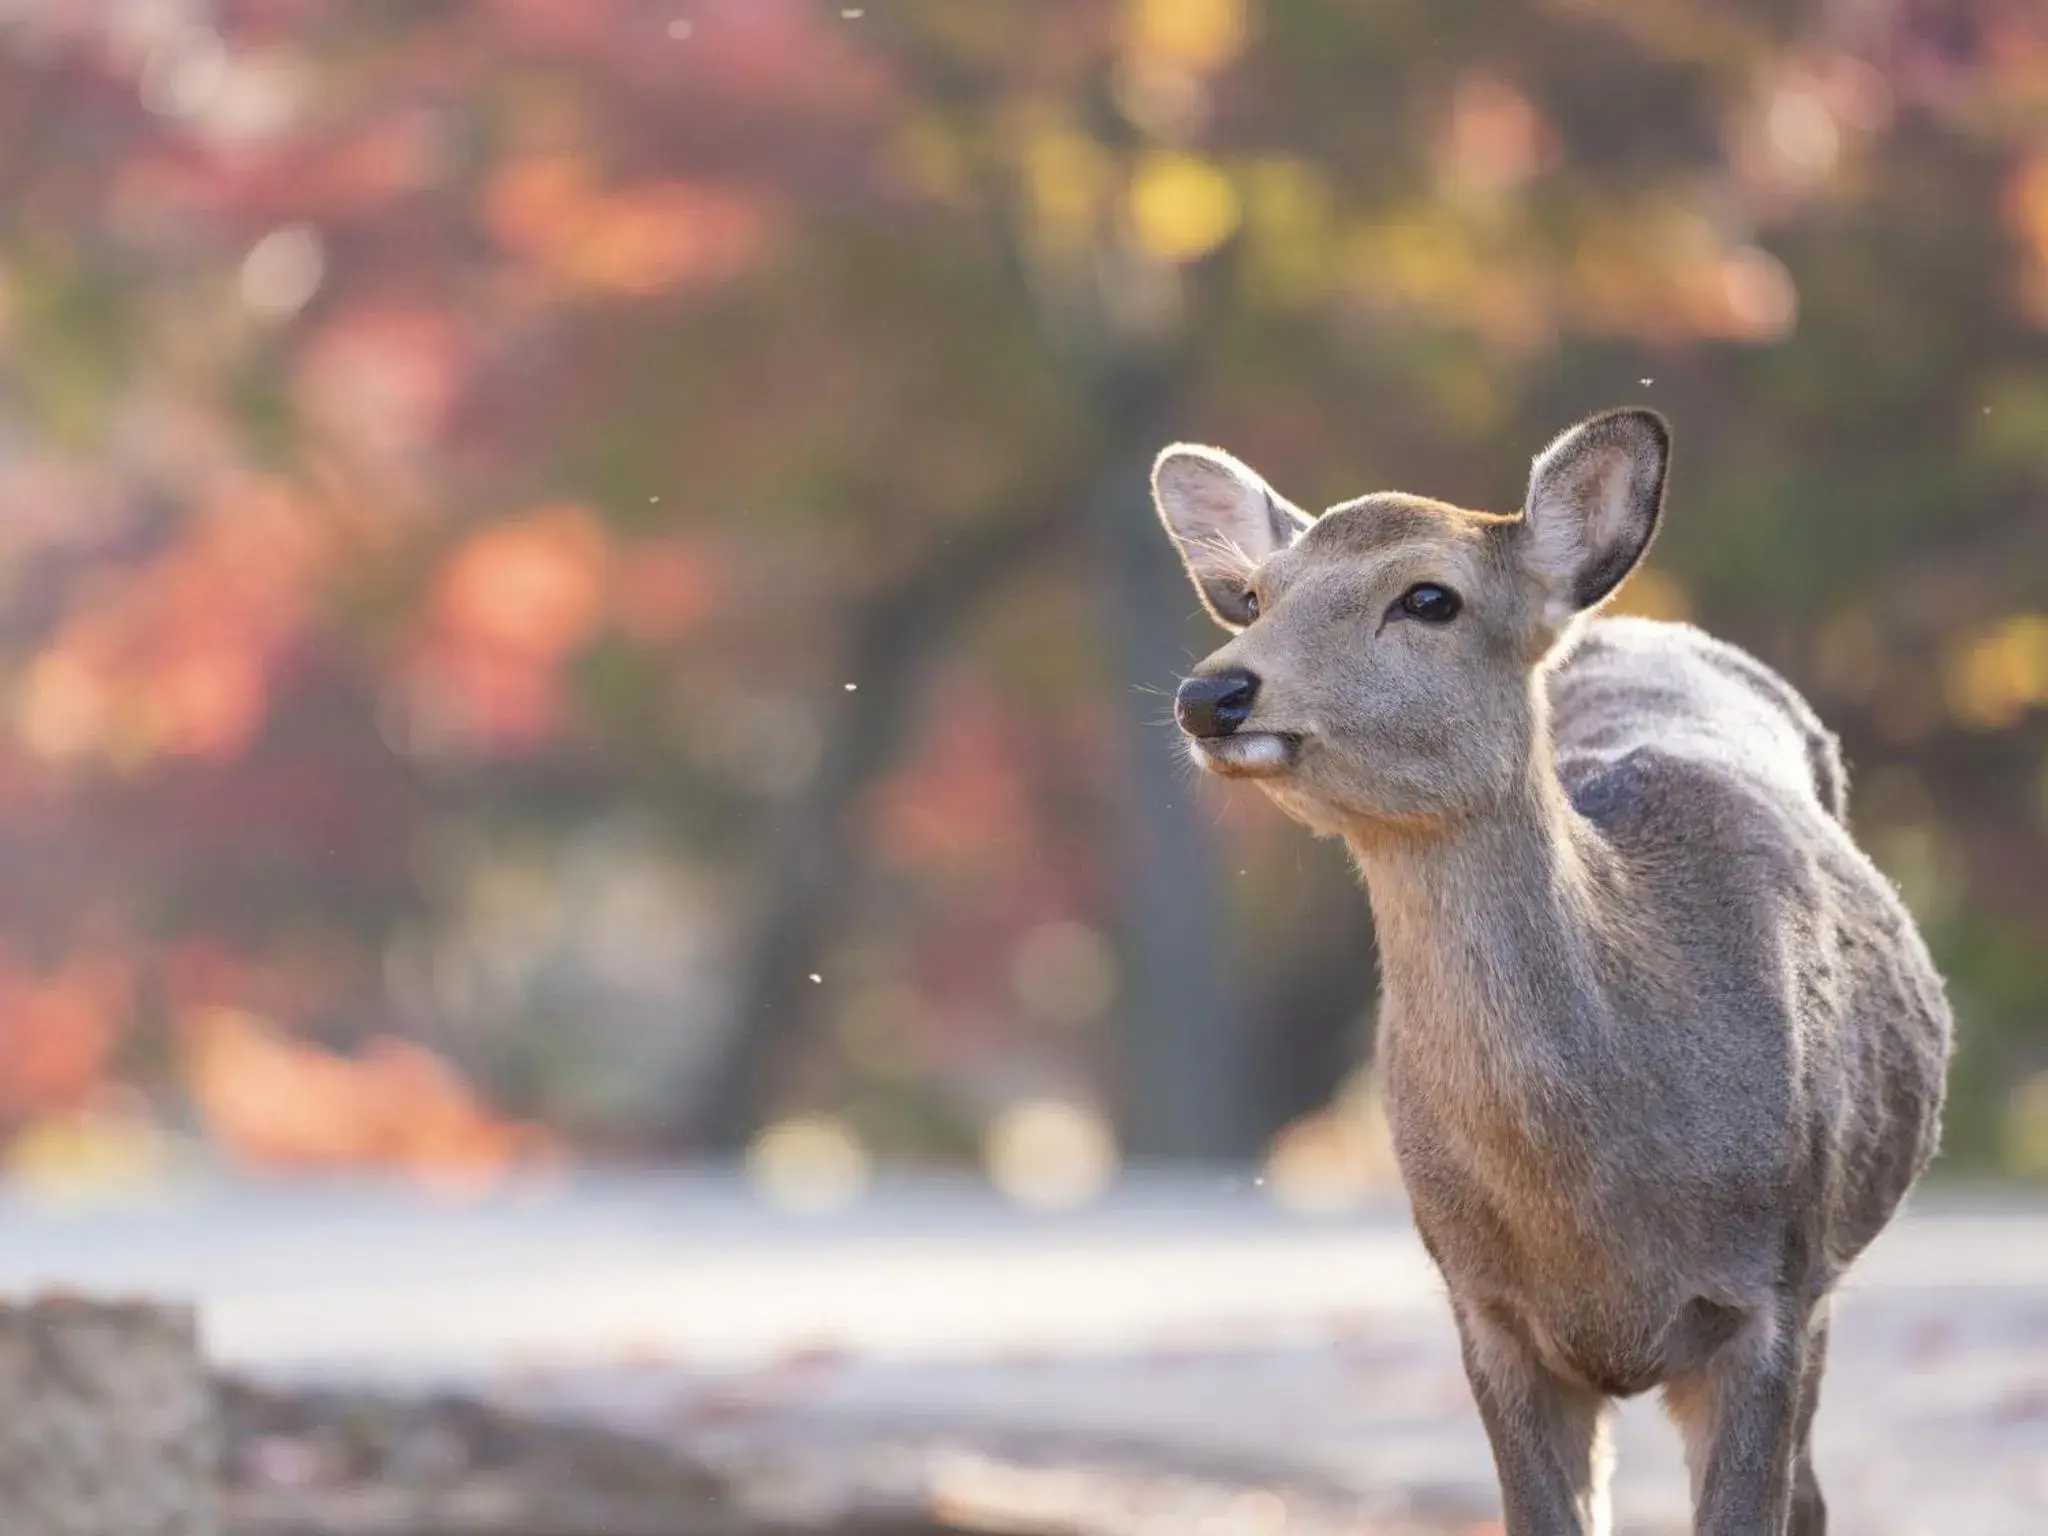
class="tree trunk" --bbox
[1247,846,1379,1141]
[0,1295,217,1536]
[692,369,1253,1163]
[1088,357,1248,1160]
[689,491,1085,1150]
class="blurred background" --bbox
[2,1,2047,1530]
[0,0,2043,1201]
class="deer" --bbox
[1151,409,1952,1536]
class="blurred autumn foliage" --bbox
[0,0,2043,1190]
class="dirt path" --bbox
[5,1173,2044,1532]
[598,1265,2048,1534]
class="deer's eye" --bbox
[1242,588,1260,621]
[1397,583,1461,624]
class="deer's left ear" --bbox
[1518,408,1670,627]
[1152,444,1312,630]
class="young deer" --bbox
[1152,410,1951,1536]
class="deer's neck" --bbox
[1347,735,1625,1082]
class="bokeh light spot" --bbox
[984,1098,1116,1211]
[241,225,325,319]
[1010,921,1118,1026]
[1130,152,1241,264]
[748,1115,870,1213]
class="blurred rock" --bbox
[0,1294,216,1536]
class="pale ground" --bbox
[4,1171,2045,1533]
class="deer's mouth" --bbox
[1187,730,1300,779]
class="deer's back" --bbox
[1539,617,1949,1281]
[1547,616,1846,824]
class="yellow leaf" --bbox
[1129,151,1241,264]
[1606,567,1691,624]
[1124,0,1248,73]
[2009,156,2048,268]
[1023,126,1112,258]
[1946,614,2048,731]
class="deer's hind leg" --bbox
[1785,1305,1829,1535]
[1663,1294,1825,1536]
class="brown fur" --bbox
[1152,411,1951,1535]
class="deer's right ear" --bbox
[1151,445,1311,630]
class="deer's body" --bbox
[1377,617,1945,1400]
[1152,413,1951,1535]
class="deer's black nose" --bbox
[1175,667,1260,739]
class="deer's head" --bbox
[1153,409,1669,834]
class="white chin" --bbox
[1188,732,1295,778]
